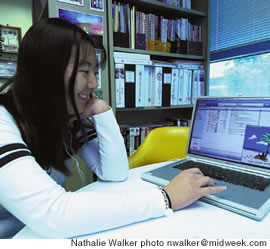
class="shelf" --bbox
[116,105,193,112]
[114,47,205,60]
[130,0,206,18]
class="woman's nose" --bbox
[88,72,97,89]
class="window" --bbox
[209,0,270,97]
[210,0,270,59]
[209,52,270,97]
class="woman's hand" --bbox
[68,93,110,125]
[81,93,110,119]
[164,168,226,210]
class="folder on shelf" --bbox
[170,68,179,106]
[152,66,163,107]
[135,64,145,107]
[143,66,151,107]
[182,67,192,105]
[191,69,199,104]
[115,63,125,108]
[124,64,136,108]
[113,2,130,48]
[114,52,152,65]
[177,67,184,105]
[161,66,172,107]
[198,68,205,97]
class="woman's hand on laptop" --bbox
[164,168,227,211]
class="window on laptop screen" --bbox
[188,97,270,170]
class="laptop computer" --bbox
[141,96,270,220]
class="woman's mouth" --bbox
[78,93,90,100]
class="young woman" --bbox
[0,18,225,238]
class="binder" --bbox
[170,68,179,106]
[135,64,145,107]
[152,66,163,107]
[191,69,199,104]
[182,68,192,105]
[198,68,205,97]
[115,63,125,108]
[124,64,136,108]
[143,66,151,107]
[178,67,184,105]
[162,67,172,107]
[114,52,152,65]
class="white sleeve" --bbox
[77,108,129,181]
[0,106,166,238]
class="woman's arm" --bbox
[0,106,165,238]
[77,99,129,181]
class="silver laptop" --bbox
[141,96,270,220]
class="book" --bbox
[166,117,181,126]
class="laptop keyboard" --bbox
[173,161,270,191]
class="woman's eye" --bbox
[80,70,89,74]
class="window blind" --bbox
[210,0,270,61]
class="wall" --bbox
[0,0,32,37]
[0,0,32,85]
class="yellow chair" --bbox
[128,126,190,169]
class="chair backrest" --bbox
[128,126,190,169]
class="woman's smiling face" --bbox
[64,43,98,116]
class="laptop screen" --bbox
[188,97,270,170]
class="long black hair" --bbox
[0,18,106,174]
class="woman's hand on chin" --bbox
[81,93,110,118]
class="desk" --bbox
[14,162,270,239]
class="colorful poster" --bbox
[58,8,103,36]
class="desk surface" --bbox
[14,162,270,239]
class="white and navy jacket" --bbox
[0,106,165,238]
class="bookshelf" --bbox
[106,0,210,125]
